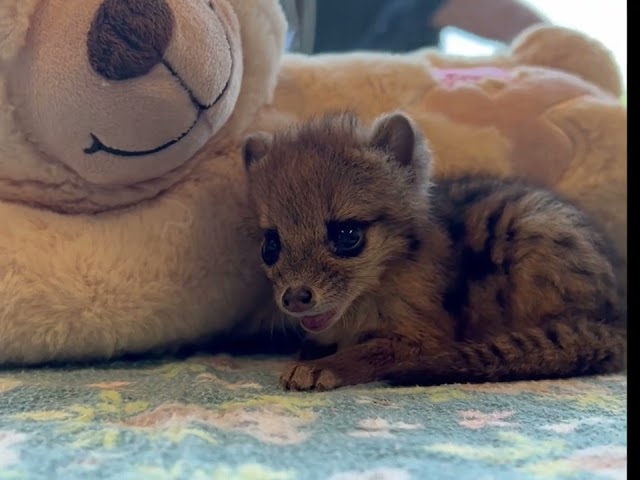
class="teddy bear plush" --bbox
[0,0,626,365]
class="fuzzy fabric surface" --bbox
[0,355,627,480]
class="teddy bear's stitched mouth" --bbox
[84,114,200,158]
[162,60,231,112]
[83,65,232,158]
[83,10,234,159]
[83,61,232,158]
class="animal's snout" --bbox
[282,286,316,313]
[87,0,175,81]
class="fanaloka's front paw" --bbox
[279,362,343,391]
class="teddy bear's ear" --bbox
[0,0,41,63]
[242,132,273,170]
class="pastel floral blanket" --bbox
[0,355,627,480]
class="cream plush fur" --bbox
[0,0,626,365]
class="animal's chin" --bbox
[298,309,339,333]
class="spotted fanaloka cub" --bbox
[242,111,627,391]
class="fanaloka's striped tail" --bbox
[384,320,627,386]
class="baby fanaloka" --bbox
[242,111,626,391]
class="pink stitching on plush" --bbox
[434,67,513,88]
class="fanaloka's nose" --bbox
[87,0,175,81]
[282,287,316,313]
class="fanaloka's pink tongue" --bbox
[300,312,335,333]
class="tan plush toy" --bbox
[270,25,627,259]
[0,0,626,365]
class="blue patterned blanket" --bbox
[0,355,627,480]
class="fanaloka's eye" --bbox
[327,221,366,258]
[261,229,281,266]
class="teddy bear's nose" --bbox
[87,0,175,81]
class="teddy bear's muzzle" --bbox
[1,0,242,192]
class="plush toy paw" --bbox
[279,362,343,391]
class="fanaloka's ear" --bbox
[242,132,273,170]
[370,112,423,168]
[371,112,434,186]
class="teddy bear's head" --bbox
[0,0,286,212]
